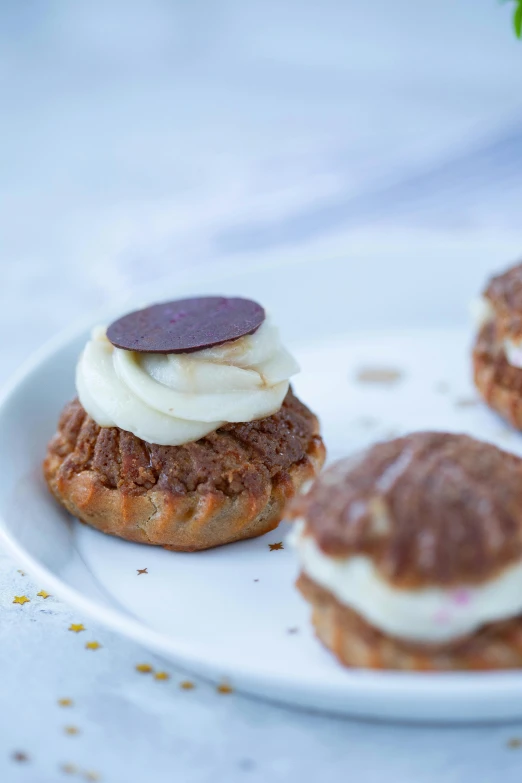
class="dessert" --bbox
[473,261,522,428]
[290,432,522,671]
[44,297,325,550]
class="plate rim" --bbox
[3,278,522,721]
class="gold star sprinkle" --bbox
[17,570,25,576]
[216,682,234,695]
[13,595,30,605]
[179,680,195,690]
[356,367,403,386]
[454,397,478,408]
[136,663,153,674]
[61,763,77,774]
[508,737,522,749]
[12,751,29,762]
[83,772,101,781]
[64,726,80,736]
[358,416,379,429]
[137,568,148,575]
[85,641,101,650]
[154,671,170,681]
[269,542,283,551]
[58,698,73,707]
[37,590,51,599]
[69,624,85,633]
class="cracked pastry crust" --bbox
[473,321,522,430]
[473,261,522,428]
[482,260,522,339]
[297,573,522,671]
[43,390,325,551]
[289,431,522,588]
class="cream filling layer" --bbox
[291,521,522,643]
[470,296,522,371]
[470,296,494,329]
[504,338,522,369]
[76,319,299,446]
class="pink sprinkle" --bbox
[169,311,188,323]
[451,589,471,606]
[433,609,451,625]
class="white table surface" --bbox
[3,1,522,781]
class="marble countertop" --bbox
[4,551,522,783]
[3,1,522,781]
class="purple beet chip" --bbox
[106,296,266,354]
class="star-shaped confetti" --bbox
[37,590,51,599]
[64,726,80,736]
[13,595,30,605]
[61,763,77,774]
[216,682,234,695]
[154,671,170,681]
[358,415,379,429]
[136,663,153,674]
[454,397,478,409]
[136,568,148,575]
[17,570,25,576]
[58,698,73,708]
[508,737,522,749]
[84,772,101,781]
[69,624,85,633]
[12,751,29,763]
[179,680,195,690]
[268,542,283,551]
[85,641,101,651]
[356,366,403,385]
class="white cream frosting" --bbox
[504,338,522,369]
[291,521,522,643]
[469,296,494,329]
[469,296,522,371]
[76,319,299,446]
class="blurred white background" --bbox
[2,0,522,380]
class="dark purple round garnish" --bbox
[106,296,266,354]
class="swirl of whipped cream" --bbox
[76,319,299,446]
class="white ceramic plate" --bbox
[3,259,522,723]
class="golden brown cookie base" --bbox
[44,392,325,551]
[297,573,522,671]
[473,322,522,430]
